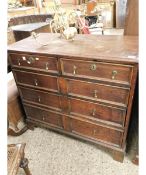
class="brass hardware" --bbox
[27,57,35,64]
[22,56,26,60]
[45,62,49,70]
[93,129,96,135]
[17,59,21,66]
[38,96,41,102]
[22,56,39,63]
[42,116,45,121]
[73,65,77,75]
[112,70,118,79]
[92,109,96,116]
[94,90,98,98]
[90,64,97,71]
[34,79,38,86]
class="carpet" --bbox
[8,127,138,175]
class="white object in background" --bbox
[35,0,42,13]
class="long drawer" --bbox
[24,104,63,129]
[19,87,61,112]
[61,59,133,85]
[70,117,123,146]
[66,78,129,107]
[13,70,59,92]
[68,97,126,127]
[9,53,58,74]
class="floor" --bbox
[8,127,138,175]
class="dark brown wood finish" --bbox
[70,117,123,146]
[19,87,61,112]
[13,70,59,92]
[8,33,138,162]
[9,53,58,74]
[66,78,130,106]
[24,104,63,129]
[61,59,133,86]
[68,97,126,127]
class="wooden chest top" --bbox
[8,33,138,64]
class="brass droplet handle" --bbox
[17,59,21,66]
[92,109,96,116]
[90,64,97,71]
[45,62,49,70]
[112,70,117,80]
[94,90,98,98]
[27,57,35,64]
[93,129,96,135]
[73,65,77,75]
[38,96,41,102]
[34,79,38,86]
[42,116,45,121]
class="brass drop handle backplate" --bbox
[45,62,49,70]
[27,57,35,64]
[38,96,41,102]
[112,70,118,79]
[90,64,97,71]
[34,79,38,86]
[92,109,96,116]
[17,59,21,66]
[73,65,77,75]
[94,90,98,98]
[93,129,96,135]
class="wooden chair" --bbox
[8,72,27,136]
[8,143,31,175]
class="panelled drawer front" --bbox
[61,59,133,85]
[71,118,122,146]
[69,98,126,127]
[67,79,129,106]
[13,70,58,92]
[24,105,63,128]
[19,87,61,111]
[9,53,58,74]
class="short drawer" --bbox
[61,59,133,85]
[19,87,61,111]
[69,98,126,127]
[13,70,58,92]
[9,53,58,74]
[24,104,63,129]
[67,79,129,106]
[70,117,123,146]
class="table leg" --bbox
[20,158,32,175]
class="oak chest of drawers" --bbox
[8,33,138,162]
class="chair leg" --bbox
[20,158,32,175]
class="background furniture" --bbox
[8,72,27,136]
[124,0,138,165]
[8,14,53,41]
[8,33,138,162]
[8,7,35,17]
[116,0,127,28]
[124,0,138,35]
[8,143,31,175]
[19,0,34,6]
